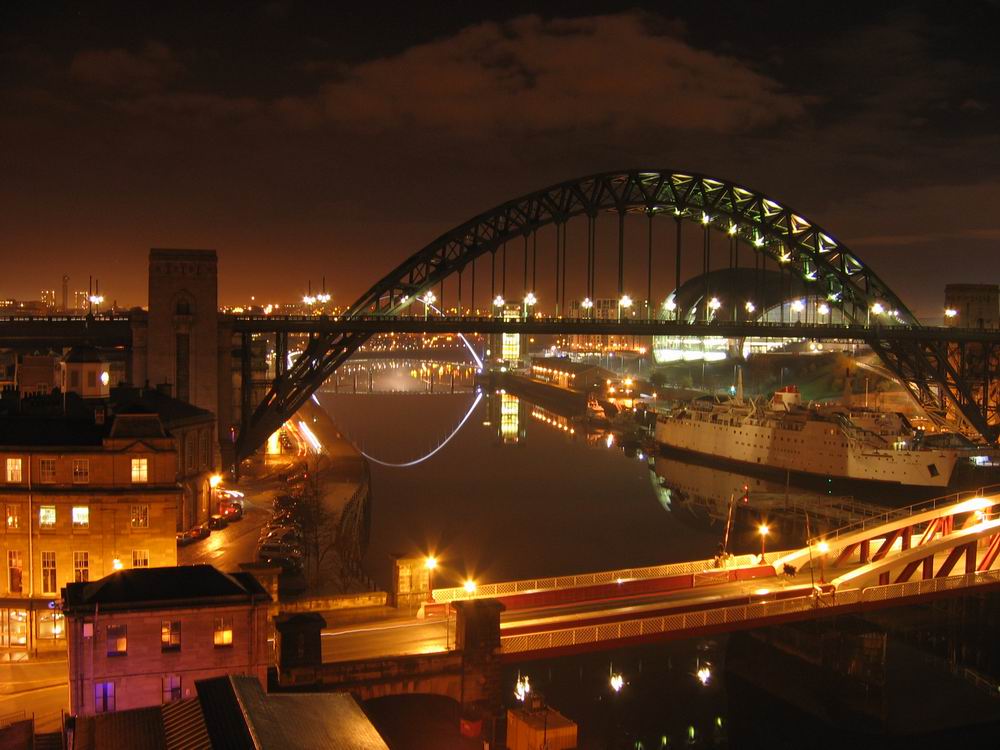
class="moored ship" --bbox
[654,385,964,488]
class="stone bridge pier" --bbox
[274,600,505,723]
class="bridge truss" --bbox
[235,170,997,460]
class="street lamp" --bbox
[707,296,721,321]
[424,556,437,602]
[610,670,624,692]
[523,292,537,318]
[492,295,505,316]
[868,301,884,326]
[818,302,830,323]
[757,523,769,563]
[744,300,756,318]
[618,294,633,322]
[816,540,829,584]
[945,308,958,321]
[663,298,677,319]
[581,297,594,317]
[463,579,477,594]
[88,294,104,314]
[791,298,805,322]
[209,474,223,515]
[420,291,437,320]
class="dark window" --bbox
[176,300,191,315]
[176,333,190,403]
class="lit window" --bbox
[72,459,89,484]
[5,459,21,483]
[130,505,149,529]
[131,458,148,483]
[39,459,56,483]
[41,551,56,595]
[161,620,181,651]
[39,506,56,530]
[162,674,181,703]
[5,505,19,530]
[213,616,233,647]
[131,549,149,568]
[74,551,89,583]
[7,551,23,594]
[72,506,89,529]
[106,624,127,656]
[95,681,115,713]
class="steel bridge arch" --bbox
[236,169,932,461]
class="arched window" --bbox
[176,300,191,315]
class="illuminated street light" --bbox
[818,302,830,322]
[791,298,805,323]
[945,308,958,319]
[492,295,505,317]
[758,523,769,562]
[514,673,531,702]
[701,212,711,226]
[618,294,633,322]
[317,292,331,303]
[112,557,124,571]
[744,300,756,314]
[463,579,477,594]
[663,298,677,319]
[610,671,624,692]
[707,296,721,321]
[871,302,885,315]
[816,540,830,584]
[302,294,316,305]
[424,555,437,603]
[420,291,437,320]
[696,661,712,686]
[523,292,537,318]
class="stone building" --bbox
[0,408,178,653]
[63,565,270,716]
[944,283,999,328]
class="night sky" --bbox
[3,1,1000,317]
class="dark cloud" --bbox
[69,41,182,92]
[296,13,807,136]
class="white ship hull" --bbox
[655,411,959,488]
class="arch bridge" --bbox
[238,170,1000,460]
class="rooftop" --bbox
[63,565,269,612]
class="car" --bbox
[257,542,304,565]
[273,494,299,512]
[221,502,244,521]
[259,554,304,574]
[286,470,310,486]
[207,514,228,530]
[270,508,301,525]
[176,531,191,546]
[261,526,303,546]
[185,523,210,542]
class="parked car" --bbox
[185,523,210,542]
[221,502,244,521]
[176,531,191,546]
[261,526,303,546]
[257,540,304,565]
[273,494,299,512]
[259,553,304,574]
[207,514,228,530]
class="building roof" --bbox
[63,565,269,613]
[0,414,109,447]
[196,675,388,750]
[73,698,212,750]
[63,344,106,363]
[110,386,213,426]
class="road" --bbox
[0,658,68,732]
[321,569,824,663]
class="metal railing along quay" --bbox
[432,551,795,604]
[807,485,1000,546]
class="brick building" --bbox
[63,565,270,716]
[0,408,178,653]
